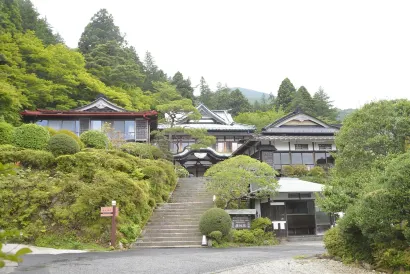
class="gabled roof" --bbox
[159,103,255,132]
[73,97,127,112]
[262,109,339,133]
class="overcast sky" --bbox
[31,0,410,109]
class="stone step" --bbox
[286,235,324,242]
[135,241,201,247]
[137,236,200,242]
[142,232,202,237]
[145,224,199,229]
[148,221,199,226]
[143,228,200,234]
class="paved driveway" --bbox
[10,242,324,274]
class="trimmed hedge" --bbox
[57,129,84,149]
[13,124,50,150]
[120,143,166,159]
[199,208,231,236]
[0,146,55,169]
[48,134,80,157]
[80,130,109,149]
[0,122,14,145]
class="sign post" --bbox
[100,201,118,247]
[111,200,116,247]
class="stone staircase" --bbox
[134,177,214,248]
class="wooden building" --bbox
[158,104,255,176]
[232,109,340,171]
[252,178,332,236]
[21,96,157,143]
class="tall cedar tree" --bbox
[275,78,296,111]
[198,76,213,106]
[78,9,124,54]
[142,51,167,91]
[171,71,195,100]
[17,0,63,45]
[288,86,314,113]
[0,0,22,33]
[312,87,338,121]
[79,9,144,88]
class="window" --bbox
[291,153,303,164]
[280,153,290,164]
[288,193,299,199]
[315,152,326,165]
[124,121,135,140]
[36,120,48,126]
[48,120,62,130]
[62,121,75,132]
[302,153,314,164]
[91,120,102,130]
[286,201,308,214]
[318,144,332,150]
[300,193,311,199]
[295,144,308,150]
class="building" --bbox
[252,178,332,237]
[21,96,157,143]
[232,109,340,171]
[158,104,255,176]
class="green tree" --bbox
[78,8,124,54]
[235,109,286,132]
[274,78,296,111]
[171,71,194,100]
[312,87,338,121]
[205,155,278,209]
[0,79,23,125]
[142,51,167,91]
[198,76,213,106]
[0,0,22,33]
[319,100,410,213]
[229,89,252,115]
[17,0,63,45]
[84,41,144,88]
[288,86,314,113]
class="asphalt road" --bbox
[10,242,324,274]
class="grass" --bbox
[293,255,308,260]
[35,234,110,251]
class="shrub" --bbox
[0,146,55,169]
[16,150,55,169]
[57,129,84,149]
[80,130,109,149]
[324,226,349,259]
[209,231,223,243]
[251,217,272,232]
[232,229,255,243]
[0,122,14,145]
[120,143,165,159]
[44,126,57,136]
[47,134,80,157]
[292,165,308,176]
[281,165,294,176]
[175,164,189,178]
[199,208,232,236]
[13,124,50,150]
[308,166,325,177]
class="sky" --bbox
[31,0,410,109]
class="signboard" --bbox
[100,206,119,217]
[232,216,251,229]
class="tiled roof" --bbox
[263,128,338,134]
[158,123,255,131]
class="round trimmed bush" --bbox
[0,122,14,145]
[57,129,85,149]
[80,130,109,149]
[47,134,80,156]
[199,208,232,236]
[13,124,50,150]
